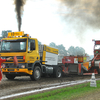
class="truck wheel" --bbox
[53,67,62,78]
[30,66,41,81]
[5,74,16,80]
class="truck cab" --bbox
[1,31,41,80]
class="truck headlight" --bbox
[1,64,6,68]
[21,65,25,68]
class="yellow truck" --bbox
[1,31,62,80]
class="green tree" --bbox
[49,42,57,48]
[68,46,75,55]
[2,30,12,38]
[38,41,41,45]
[68,46,86,56]
[49,42,68,63]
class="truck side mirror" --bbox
[30,42,35,50]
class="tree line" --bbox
[49,42,87,56]
[48,42,90,62]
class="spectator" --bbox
[0,55,11,82]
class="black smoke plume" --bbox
[60,0,100,29]
[14,0,26,31]
[59,0,100,42]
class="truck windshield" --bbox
[0,39,27,52]
[94,45,100,50]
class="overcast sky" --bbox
[0,0,100,55]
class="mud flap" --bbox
[78,64,82,75]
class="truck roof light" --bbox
[8,31,24,37]
[27,34,29,37]
[23,34,29,37]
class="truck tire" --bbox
[5,74,16,80]
[53,67,62,78]
[30,66,41,81]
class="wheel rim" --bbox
[57,70,61,77]
[35,69,40,79]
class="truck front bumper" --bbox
[1,68,33,75]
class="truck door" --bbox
[27,39,36,63]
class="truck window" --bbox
[28,39,35,51]
[1,39,26,52]
[95,45,100,50]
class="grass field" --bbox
[14,80,100,100]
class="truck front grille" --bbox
[1,56,24,62]
[8,69,14,71]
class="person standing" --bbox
[0,55,11,81]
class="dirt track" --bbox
[0,74,100,99]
